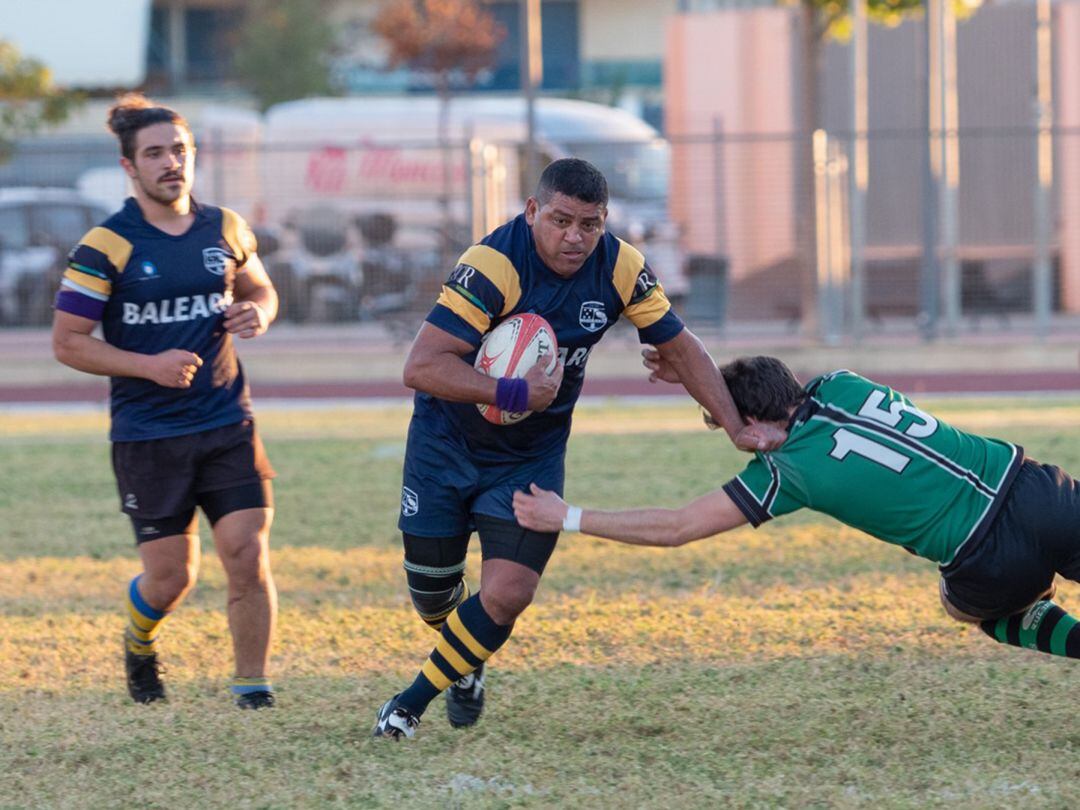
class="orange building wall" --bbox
[664,9,798,282]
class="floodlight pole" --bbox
[521,0,544,194]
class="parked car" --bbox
[0,187,110,326]
[267,206,363,323]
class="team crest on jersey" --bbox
[401,486,419,517]
[202,247,230,276]
[579,301,607,332]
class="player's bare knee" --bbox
[148,563,198,607]
[480,580,536,625]
[220,536,270,588]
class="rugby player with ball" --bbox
[374,158,784,739]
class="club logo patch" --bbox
[401,486,419,517]
[579,301,607,332]
[202,247,230,276]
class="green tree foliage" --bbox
[0,40,79,159]
[793,0,979,44]
[235,0,336,111]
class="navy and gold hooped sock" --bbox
[396,593,512,716]
[124,575,167,655]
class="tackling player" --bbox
[372,159,783,739]
[515,355,1080,663]
[52,94,280,709]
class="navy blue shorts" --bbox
[112,420,275,543]
[398,415,566,537]
[941,459,1080,619]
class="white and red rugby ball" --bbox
[474,313,559,425]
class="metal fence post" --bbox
[920,12,940,340]
[712,117,727,261]
[938,0,961,336]
[211,127,225,206]
[849,0,868,340]
[1033,0,1054,340]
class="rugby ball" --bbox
[475,313,558,425]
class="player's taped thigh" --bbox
[402,532,471,629]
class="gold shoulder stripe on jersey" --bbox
[80,227,134,275]
[613,238,670,329]
[612,238,645,307]
[458,244,522,316]
[220,207,254,266]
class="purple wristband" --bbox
[495,377,530,412]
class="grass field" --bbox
[3,398,1080,808]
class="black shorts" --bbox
[403,514,560,578]
[112,420,275,543]
[941,459,1080,619]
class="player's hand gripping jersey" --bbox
[56,199,258,441]
[723,370,1024,565]
[423,214,684,460]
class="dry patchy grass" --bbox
[4,401,1080,807]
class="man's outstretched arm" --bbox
[645,333,786,452]
[512,483,748,547]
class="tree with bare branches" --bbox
[372,0,505,258]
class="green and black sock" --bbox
[980,600,1080,658]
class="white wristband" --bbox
[562,505,583,533]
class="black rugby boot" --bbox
[124,644,166,704]
[445,662,485,728]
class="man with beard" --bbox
[372,159,782,739]
[52,94,279,709]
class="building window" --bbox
[185,8,243,83]
[450,1,580,93]
[145,2,244,91]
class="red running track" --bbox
[2,370,1078,403]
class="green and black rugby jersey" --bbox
[722,370,1023,565]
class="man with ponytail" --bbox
[516,356,1080,670]
[52,94,280,709]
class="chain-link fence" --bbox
[1,124,1074,338]
[3,1,1079,341]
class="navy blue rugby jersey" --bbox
[56,198,258,442]
[422,213,684,460]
